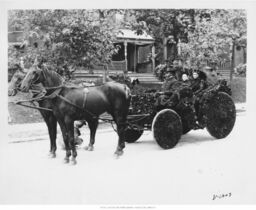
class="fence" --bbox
[205,60,232,79]
[93,60,126,72]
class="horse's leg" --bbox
[40,111,57,158]
[84,118,98,151]
[113,113,127,157]
[46,114,57,158]
[58,118,71,163]
[65,117,77,165]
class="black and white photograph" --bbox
[0,0,256,207]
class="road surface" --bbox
[1,105,256,205]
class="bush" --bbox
[230,76,246,103]
[235,63,246,76]
[155,64,167,81]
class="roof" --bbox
[116,29,154,45]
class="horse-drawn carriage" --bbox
[9,63,236,164]
[123,74,236,149]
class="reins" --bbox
[14,98,53,112]
[14,67,132,131]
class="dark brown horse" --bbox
[20,66,131,164]
[9,65,87,158]
[9,65,60,159]
[8,65,26,96]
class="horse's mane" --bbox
[42,67,65,86]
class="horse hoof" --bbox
[48,152,56,158]
[63,158,69,164]
[85,145,94,151]
[50,153,56,158]
[114,150,124,158]
[71,158,77,165]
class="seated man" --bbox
[161,68,177,91]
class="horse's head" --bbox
[20,65,44,92]
[8,65,26,96]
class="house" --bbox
[9,29,160,84]
[113,29,155,73]
[74,29,160,84]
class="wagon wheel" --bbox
[152,109,182,149]
[205,92,236,139]
[124,127,144,143]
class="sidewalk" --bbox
[8,120,114,143]
[235,102,246,111]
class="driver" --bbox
[161,68,177,91]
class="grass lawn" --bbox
[8,92,43,124]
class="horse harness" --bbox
[15,85,118,126]
[53,87,92,117]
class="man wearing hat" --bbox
[161,67,177,91]
[202,66,219,85]
[172,59,183,81]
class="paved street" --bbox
[1,104,256,205]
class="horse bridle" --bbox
[25,66,43,90]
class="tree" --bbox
[179,9,247,69]
[8,9,120,71]
[125,9,195,63]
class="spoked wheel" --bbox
[152,109,182,149]
[124,127,144,143]
[205,92,236,139]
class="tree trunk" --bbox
[230,40,235,81]
[163,37,168,64]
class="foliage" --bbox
[8,10,120,72]
[234,63,246,76]
[154,64,167,81]
[126,9,195,62]
[179,9,247,69]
